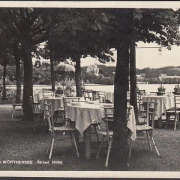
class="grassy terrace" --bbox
[0,104,180,171]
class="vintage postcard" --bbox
[0,1,180,178]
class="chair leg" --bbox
[46,136,52,155]
[93,125,100,143]
[151,136,160,156]
[146,131,152,151]
[128,139,133,158]
[71,132,80,157]
[174,114,177,131]
[48,138,54,159]
[12,106,15,119]
[105,137,112,167]
[96,135,105,159]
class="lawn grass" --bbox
[0,104,180,172]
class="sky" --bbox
[81,41,180,69]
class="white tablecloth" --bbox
[142,95,174,118]
[66,103,104,136]
[128,105,136,141]
[104,92,130,103]
[66,103,136,141]
[40,97,64,115]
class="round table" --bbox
[66,102,136,159]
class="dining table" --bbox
[142,95,175,127]
[66,101,136,160]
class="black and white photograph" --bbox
[1,1,180,178]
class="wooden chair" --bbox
[44,102,79,159]
[137,90,146,111]
[54,97,81,125]
[96,106,132,167]
[165,95,180,131]
[11,94,23,119]
[129,101,160,157]
[30,96,44,132]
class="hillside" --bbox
[83,64,180,78]
[137,66,180,78]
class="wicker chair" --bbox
[129,101,160,157]
[30,96,44,132]
[165,95,180,131]
[45,101,79,159]
[96,106,132,167]
[11,95,23,119]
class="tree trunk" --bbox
[2,62,7,100]
[49,40,55,91]
[22,40,33,120]
[13,42,22,103]
[130,40,138,122]
[109,39,130,171]
[75,58,81,97]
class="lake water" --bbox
[5,84,177,94]
[85,84,177,93]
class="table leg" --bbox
[83,126,91,160]
[158,117,162,128]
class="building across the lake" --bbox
[86,63,100,76]
[159,74,180,79]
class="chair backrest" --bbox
[139,101,157,127]
[104,107,114,143]
[103,106,132,143]
[174,95,180,111]
[44,101,54,133]
[29,96,41,114]
[32,102,42,114]
[98,91,105,103]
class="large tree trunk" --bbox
[130,40,138,122]
[49,40,55,91]
[75,58,81,97]
[22,40,33,120]
[109,40,130,170]
[13,42,22,103]
[109,9,133,170]
[2,62,7,100]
